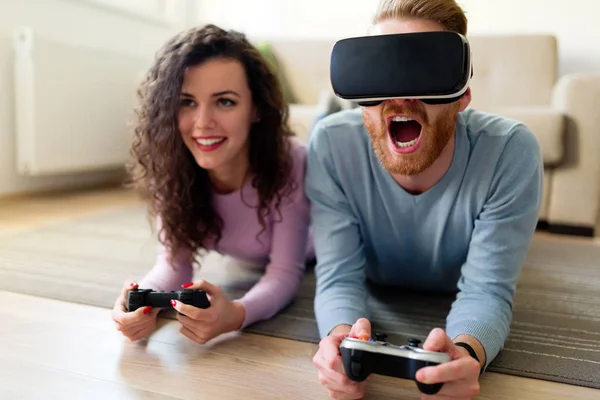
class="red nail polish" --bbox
[182,282,193,288]
[170,300,176,307]
[130,282,137,287]
[143,306,151,314]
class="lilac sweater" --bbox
[139,138,314,328]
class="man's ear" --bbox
[458,87,471,112]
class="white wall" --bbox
[0,0,187,197]
[196,0,600,76]
[196,0,379,41]
[459,0,600,76]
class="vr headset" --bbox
[329,31,473,106]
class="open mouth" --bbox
[388,115,422,151]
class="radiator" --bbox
[13,27,151,176]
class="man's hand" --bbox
[171,280,246,344]
[416,328,482,399]
[112,280,161,341]
[313,318,372,399]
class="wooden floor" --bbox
[1,186,599,400]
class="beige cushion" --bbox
[468,35,558,110]
[489,106,564,166]
[539,169,551,220]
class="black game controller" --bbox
[126,288,210,312]
[340,333,451,395]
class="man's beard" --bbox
[363,103,459,176]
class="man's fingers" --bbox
[318,336,345,370]
[416,356,480,385]
[420,378,480,399]
[314,359,347,387]
[349,318,371,339]
[325,382,365,400]
[327,390,363,400]
[316,367,363,398]
[422,327,452,353]
[313,349,361,394]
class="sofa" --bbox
[262,35,600,237]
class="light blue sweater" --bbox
[305,107,543,370]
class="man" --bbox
[306,0,543,398]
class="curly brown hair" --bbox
[127,24,295,265]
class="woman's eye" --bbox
[180,99,196,107]
[218,98,236,107]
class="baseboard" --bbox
[536,220,549,230]
[537,219,595,237]
[547,224,595,238]
[0,173,126,202]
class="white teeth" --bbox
[392,116,413,122]
[195,138,225,146]
[395,138,418,148]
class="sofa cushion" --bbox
[467,35,558,110]
[490,106,564,166]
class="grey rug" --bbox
[1,205,600,389]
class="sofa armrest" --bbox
[548,73,600,229]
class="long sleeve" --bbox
[446,127,543,371]
[305,124,369,338]
[236,144,311,328]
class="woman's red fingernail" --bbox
[143,306,152,314]
[182,282,193,288]
[170,300,176,307]
[130,282,137,287]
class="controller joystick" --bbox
[340,334,451,395]
[126,288,210,312]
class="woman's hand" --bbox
[111,281,160,341]
[171,280,246,344]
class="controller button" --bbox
[359,336,369,341]
[408,338,422,347]
[375,333,388,342]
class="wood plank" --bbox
[2,187,600,399]
[1,291,599,399]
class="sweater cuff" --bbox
[236,297,262,329]
[446,319,504,372]
[316,307,367,339]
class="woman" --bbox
[111,24,313,344]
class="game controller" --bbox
[340,333,451,395]
[126,288,210,312]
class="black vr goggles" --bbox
[329,31,473,106]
